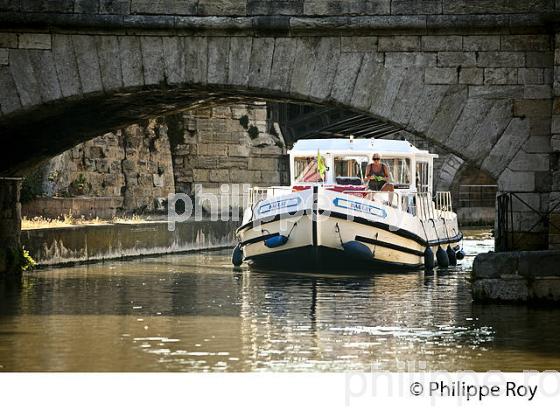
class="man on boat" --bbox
[364,153,394,196]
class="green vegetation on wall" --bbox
[247,125,259,139]
[239,115,260,139]
[20,168,44,204]
[1,246,37,275]
[69,174,92,196]
[239,115,249,129]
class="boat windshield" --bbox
[382,158,411,188]
[294,157,323,183]
[334,156,368,185]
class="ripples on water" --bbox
[1,229,560,372]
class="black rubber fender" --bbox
[232,243,243,266]
[436,246,449,268]
[446,245,457,266]
[343,241,374,260]
[424,247,435,271]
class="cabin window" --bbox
[294,157,322,182]
[416,161,429,192]
[334,156,368,185]
[381,158,411,188]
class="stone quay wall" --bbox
[472,250,560,304]
[22,197,124,220]
[21,220,238,266]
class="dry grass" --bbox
[111,214,145,224]
[21,213,148,230]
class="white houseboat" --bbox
[232,138,463,271]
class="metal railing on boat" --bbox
[249,186,293,207]
[248,186,455,221]
[415,192,435,220]
[435,191,453,215]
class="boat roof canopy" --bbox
[289,138,436,159]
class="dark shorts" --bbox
[368,180,386,191]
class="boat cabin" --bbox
[288,138,437,194]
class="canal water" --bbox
[1,229,559,372]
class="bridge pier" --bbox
[549,33,560,250]
[0,178,22,276]
[492,98,552,251]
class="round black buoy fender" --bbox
[446,245,457,266]
[343,241,373,260]
[455,249,465,260]
[232,243,243,266]
[436,245,449,268]
[424,246,435,271]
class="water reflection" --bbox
[1,230,559,371]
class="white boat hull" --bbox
[236,187,462,271]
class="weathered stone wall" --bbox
[29,119,175,214]
[457,207,495,226]
[22,197,124,219]
[172,103,287,191]
[169,103,288,213]
[24,102,287,217]
[472,250,560,304]
[438,160,497,226]
[435,154,465,193]
[0,1,555,17]
[376,32,553,249]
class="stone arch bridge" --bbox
[1,1,560,270]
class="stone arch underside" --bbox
[0,34,541,187]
